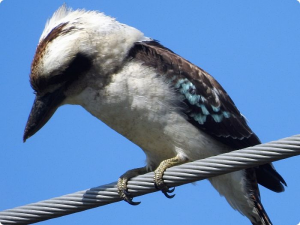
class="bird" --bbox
[23,5,286,225]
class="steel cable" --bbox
[1,135,299,224]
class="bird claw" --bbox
[163,191,175,199]
[121,189,141,205]
[154,176,176,199]
[166,186,175,193]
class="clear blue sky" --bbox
[1,1,300,224]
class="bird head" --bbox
[23,5,145,142]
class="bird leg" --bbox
[117,166,148,205]
[154,155,187,198]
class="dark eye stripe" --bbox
[32,53,92,93]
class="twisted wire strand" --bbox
[1,135,300,224]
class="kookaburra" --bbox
[23,5,286,225]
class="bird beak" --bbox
[23,88,65,142]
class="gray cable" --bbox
[1,135,299,224]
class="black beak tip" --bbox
[23,134,27,143]
[23,121,38,143]
[23,128,30,143]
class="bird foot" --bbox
[117,177,141,205]
[117,167,148,205]
[154,155,187,198]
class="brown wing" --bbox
[128,40,260,149]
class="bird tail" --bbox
[250,193,272,225]
[245,168,272,225]
[255,163,287,193]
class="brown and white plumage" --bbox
[23,6,286,224]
